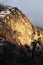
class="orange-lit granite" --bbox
[0,7,43,47]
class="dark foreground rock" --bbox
[0,37,43,65]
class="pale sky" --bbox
[0,0,43,28]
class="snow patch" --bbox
[0,10,10,18]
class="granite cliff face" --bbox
[0,6,43,47]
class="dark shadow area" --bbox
[0,4,7,11]
[0,37,43,65]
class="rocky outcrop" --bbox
[0,6,43,47]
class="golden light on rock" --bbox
[0,7,43,47]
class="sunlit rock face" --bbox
[0,6,43,47]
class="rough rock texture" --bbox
[0,6,43,47]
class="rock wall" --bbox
[0,7,43,47]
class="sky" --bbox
[0,0,43,28]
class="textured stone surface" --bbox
[0,6,43,46]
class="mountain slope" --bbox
[0,6,43,47]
